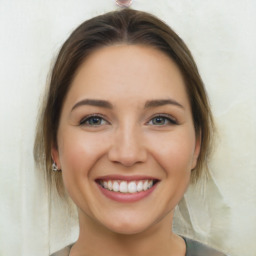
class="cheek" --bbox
[150,130,196,177]
[57,129,108,182]
[57,129,111,209]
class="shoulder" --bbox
[182,236,228,256]
[50,244,72,256]
[50,238,228,256]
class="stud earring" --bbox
[52,162,59,172]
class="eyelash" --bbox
[79,113,177,127]
[79,114,109,126]
[147,114,177,126]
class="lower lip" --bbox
[97,183,157,203]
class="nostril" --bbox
[108,152,146,167]
[108,130,147,166]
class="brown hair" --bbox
[34,8,214,197]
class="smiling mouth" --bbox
[96,179,159,194]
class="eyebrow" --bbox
[71,99,113,111]
[71,98,184,112]
[144,99,184,109]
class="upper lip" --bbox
[95,175,159,181]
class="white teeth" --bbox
[103,181,108,189]
[137,181,143,192]
[119,181,128,193]
[107,180,113,191]
[113,181,119,192]
[128,181,137,193]
[100,179,155,193]
[143,180,149,191]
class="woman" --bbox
[34,8,228,256]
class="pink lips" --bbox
[95,175,159,203]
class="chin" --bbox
[98,210,167,236]
[105,221,151,235]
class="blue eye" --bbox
[80,115,108,126]
[148,115,177,126]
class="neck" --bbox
[70,209,186,256]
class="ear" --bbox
[51,144,61,170]
[191,132,201,169]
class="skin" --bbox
[52,44,201,256]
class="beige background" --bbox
[0,0,255,255]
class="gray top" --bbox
[51,236,228,256]
[182,237,228,256]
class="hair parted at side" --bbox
[34,8,214,197]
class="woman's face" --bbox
[52,44,200,235]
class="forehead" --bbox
[66,44,190,107]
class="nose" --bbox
[108,125,147,167]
